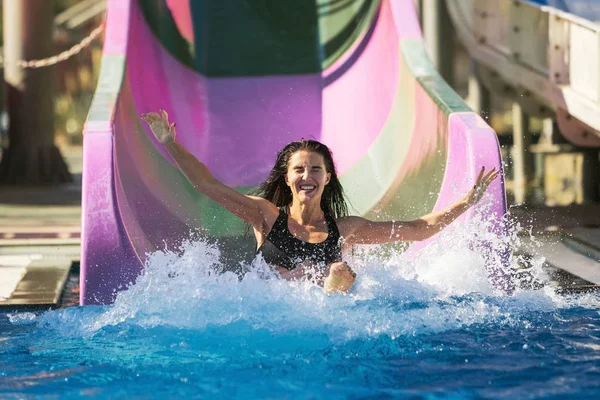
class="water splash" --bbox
[5,199,600,399]
[31,197,599,345]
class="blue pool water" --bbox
[2,211,600,399]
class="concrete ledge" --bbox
[519,232,600,285]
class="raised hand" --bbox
[140,109,176,144]
[466,167,500,205]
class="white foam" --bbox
[34,198,600,341]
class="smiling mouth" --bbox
[299,185,316,192]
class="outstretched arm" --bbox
[140,110,274,230]
[338,167,500,244]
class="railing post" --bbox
[422,0,454,85]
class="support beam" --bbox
[1,0,71,184]
[422,0,454,84]
[468,61,491,121]
[511,102,534,204]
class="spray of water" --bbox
[30,195,599,342]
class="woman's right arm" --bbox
[141,110,275,230]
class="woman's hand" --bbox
[466,167,500,206]
[140,109,176,144]
[324,261,356,294]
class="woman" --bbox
[141,110,499,294]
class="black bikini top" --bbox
[256,209,342,271]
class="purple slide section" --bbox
[81,0,507,305]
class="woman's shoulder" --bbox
[247,196,279,212]
[246,196,281,231]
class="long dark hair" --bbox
[251,139,348,219]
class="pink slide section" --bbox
[81,0,507,304]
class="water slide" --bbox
[81,0,506,305]
[446,0,600,146]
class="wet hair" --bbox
[251,139,348,219]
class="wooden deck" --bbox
[0,245,79,308]
[0,146,81,308]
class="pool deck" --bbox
[0,146,81,309]
[0,145,598,308]
[511,205,600,289]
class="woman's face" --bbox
[285,150,331,204]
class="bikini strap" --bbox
[267,208,289,239]
[324,211,341,240]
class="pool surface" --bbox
[2,218,600,399]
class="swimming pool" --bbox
[2,217,600,399]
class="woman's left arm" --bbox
[338,167,500,245]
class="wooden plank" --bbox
[0,255,32,300]
[570,23,600,103]
[446,0,600,136]
[0,260,72,307]
[0,256,30,301]
[0,238,80,247]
